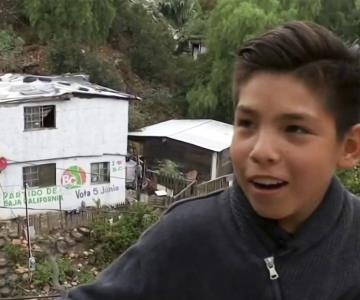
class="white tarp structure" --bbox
[129,119,233,152]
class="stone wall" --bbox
[0,225,97,298]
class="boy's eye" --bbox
[236,119,254,128]
[285,125,310,134]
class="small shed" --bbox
[128,119,233,181]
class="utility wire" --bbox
[6,158,128,181]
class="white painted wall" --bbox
[0,155,126,219]
[0,97,129,162]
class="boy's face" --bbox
[230,72,354,232]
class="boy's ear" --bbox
[337,124,360,169]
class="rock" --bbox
[69,252,78,259]
[65,234,76,246]
[12,239,22,245]
[0,287,10,297]
[56,240,68,254]
[0,238,5,248]
[0,279,5,288]
[0,258,7,268]
[82,251,89,257]
[43,284,50,293]
[71,229,83,241]
[15,266,28,274]
[22,273,29,281]
[32,244,42,252]
[78,226,90,236]
[8,231,19,239]
[8,274,18,282]
[0,268,8,275]
[71,281,78,286]
[77,263,83,268]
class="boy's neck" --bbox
[278,192,327,233]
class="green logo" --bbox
[61,166,87,189]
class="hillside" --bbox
[0,0,198,130]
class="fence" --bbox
[1,204,130,237]
[146,170,192,195]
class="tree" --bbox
[316,0,360,41]
[158,0,199,28]
[24,0,116,44]
[337,166,360,196]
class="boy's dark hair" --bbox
[233,21,360,139]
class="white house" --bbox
[0,73,139,219]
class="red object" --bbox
[0,157,8,171]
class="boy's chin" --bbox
[249,201,292,221]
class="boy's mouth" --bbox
[249,178,288,190]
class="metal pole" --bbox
[23,184,31,259]
[58,187,63,229]
[23,183,36,274]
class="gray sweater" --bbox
[65,177,360,299]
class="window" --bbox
[24,105,55,130]
[23,163,56,188]
[91,162,110,184]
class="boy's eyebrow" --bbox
[235,105,317,121]
[278,112,317,122]
[235,105,257,116]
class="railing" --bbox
[164,174,234,205]
[194,174,233,197]
[173,180,197,201]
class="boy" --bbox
[65,21,360,299]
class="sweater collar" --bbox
[230,177,346,255]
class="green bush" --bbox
[47,40,125,90]
[110,2,176,84]
[337,165,360,195]
[33,257,75,288]
[78,269,95,284]
[157,159,184,178]
[0,28,24,72]
[91,203,160,267]
[4,243,27,266]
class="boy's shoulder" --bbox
[164,187,230,220]
[345,190,360,212]
[137,188,232,252]
[150,187,232,237]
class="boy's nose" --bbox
[249,131,280,165]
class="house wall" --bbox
[142,138,213,181]
[216,148,233,177]
[0,155,125,219]
[0,97,129,162]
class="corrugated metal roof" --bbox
[0,73,140,104]
[129,119,234,152]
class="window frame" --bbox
[91,162,110,184]
[24,105,56,131]
[23,163,56,188]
